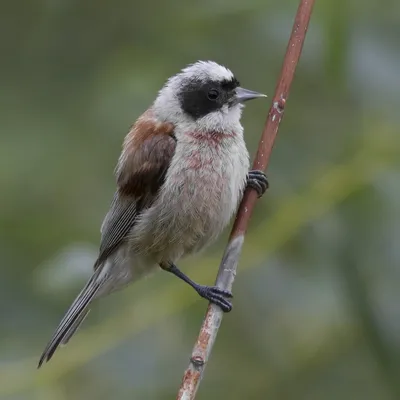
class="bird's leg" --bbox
[247,170,269,197]
[160,262,233,312]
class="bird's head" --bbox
[153,61,266,136]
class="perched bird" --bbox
[38,60,268,367]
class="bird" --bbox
[38,60,268,367]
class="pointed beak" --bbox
[235,87,267,103]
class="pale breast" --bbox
[131,133,249,262]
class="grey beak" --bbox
[235,87,267,103]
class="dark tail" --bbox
[38,274,102,368]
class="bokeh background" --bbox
[1,0,400,399]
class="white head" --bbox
[152,61,266,137]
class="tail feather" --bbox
[38,276,102,368]
[60,309,90,346]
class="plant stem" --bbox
[176,1,316,398]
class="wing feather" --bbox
[95,114,176,268]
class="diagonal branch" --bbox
[176,0,316,398]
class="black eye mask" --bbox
[178,77,240,119]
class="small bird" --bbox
[38,60,268,367]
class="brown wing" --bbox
[95,113,176,268]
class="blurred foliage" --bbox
[1,0,400,399]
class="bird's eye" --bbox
[207,89,220,101]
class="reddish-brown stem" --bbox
[176,1,315,398]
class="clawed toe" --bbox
[247,170,269,197]
[196,285,233,312]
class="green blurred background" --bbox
[1,0,400,399]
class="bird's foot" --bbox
[247,170,269,197]
[195,285,233,313]
[160,262,233,312]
